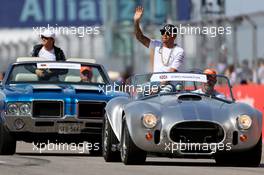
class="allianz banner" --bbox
[0,0,191,28]
[0,0,102,27]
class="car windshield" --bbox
[128,72,234,102]
[6,62,108,85]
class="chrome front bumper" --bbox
[4,115,103,134]
[130,128,261,156]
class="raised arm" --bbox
[134,6,150,48]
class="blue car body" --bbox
[0,60,127,154]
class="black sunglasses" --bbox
[41,36,51,40]
[160,29,171,36]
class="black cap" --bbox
[160,24,178,36]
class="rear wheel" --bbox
[0,125,16,155]
[102,115,121,162]
[215,135,262,167]
[120,121,146,165]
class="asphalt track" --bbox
[0,142,263,175]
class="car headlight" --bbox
[237,115,252,130]
[7,104,19,115]
[7,102,31,116]
[142,113,158,128]
[19,103,31,115]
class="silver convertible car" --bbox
[103,72,262,166]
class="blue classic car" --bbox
[0,57,125,155]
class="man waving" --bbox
[134,6,185,72]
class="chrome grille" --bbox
[78,101,106,119]
[170,121,224,143]
[33,101,63,118]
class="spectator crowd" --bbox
[216,58,264,86]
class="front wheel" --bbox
[102,115,121,162]
[215,135,262,167]
[0,125,16,155]
[120,121,146,165]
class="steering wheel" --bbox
[159,82,176,93]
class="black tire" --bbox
[215,135,262,167]
[120,121,146,165]
[0,125,16,155]
[102,115,121,162]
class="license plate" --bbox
[58,124,81,134]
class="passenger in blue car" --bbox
[36,68,62,81]
[25,29,67,81]
[24,64,67,81]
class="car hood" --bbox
[161,96,226,121]
[3,84,123,102]
[128,93,232,122]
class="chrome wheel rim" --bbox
[103,119,109,154]
[121,130,127,161]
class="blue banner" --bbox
[0,0,102,27]
[0,0,191,28]
[116,0,168,25]
[177,0,191,21]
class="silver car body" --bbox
[105,72,262,156]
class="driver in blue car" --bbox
[193,68,226,99]
[80,66,93,83]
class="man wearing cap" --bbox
[32,30,65,61]
[27,30,66,80]
[193,68,225,99]
[134,6,185,73]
